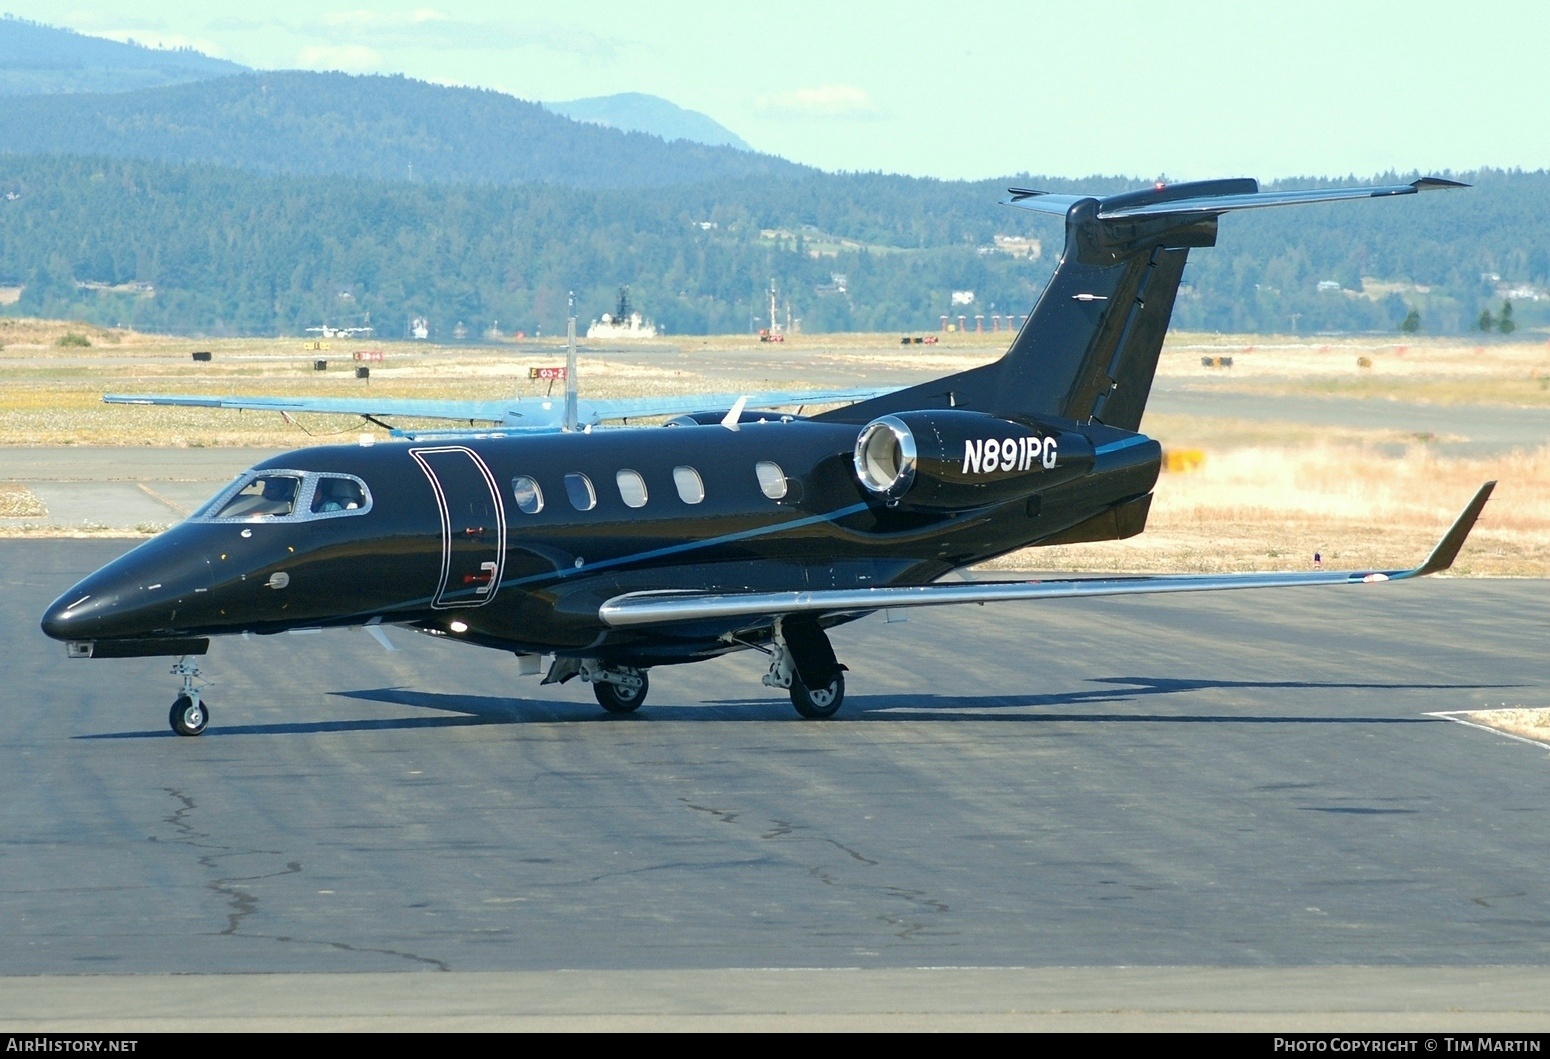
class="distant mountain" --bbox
[545,93,752,151]
[0,15,246,95]
[0,71,805,188]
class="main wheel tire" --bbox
[790,671,845,719]
[594,670,648,714]
[169,694,209,736]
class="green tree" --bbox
[1479,307,1497,332]
[1399,307,1421,333]
[1499,299,1516,335]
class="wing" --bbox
[599,483,1495,628]
[102,386,894,431]
[576,388,895,425]
[102,393,520,423]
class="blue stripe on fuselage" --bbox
[493,501,875,592]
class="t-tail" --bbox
[818,176,1466,431]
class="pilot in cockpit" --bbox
[216,474,300,518]
[311,477,365,513]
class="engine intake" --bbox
[853,410,1093,511]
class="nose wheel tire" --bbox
[790,671,845,719]
[170,695,209,737]
[594,671,648,714]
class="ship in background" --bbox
[587,285,659,339]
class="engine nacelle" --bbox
[853,410,1094,511]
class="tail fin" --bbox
[819,176,1465,431]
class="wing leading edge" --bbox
[102,387,895,431]
[598,483,1495,628]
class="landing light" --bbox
[449,620,469,633]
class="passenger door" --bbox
[410,447,506,609]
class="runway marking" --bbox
[1426,709,1550,750]
[137,481,190,516]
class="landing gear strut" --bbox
[168,656,209,736]
[580,661,649,714]
[761,617,847,719]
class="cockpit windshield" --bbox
[214,474,301,518]
[193,470,373,523]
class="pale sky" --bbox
[11,0,1550,180]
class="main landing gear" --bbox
[761,617,847,720]
[585,666,647,716]
[168,656,209,736]
[580,661,649,714]
[548,623,848,720]
[542,658,651,714]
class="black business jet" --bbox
[41,176,1492,736]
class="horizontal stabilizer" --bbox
[598,483,1493,628]
[1003,177,1467,220]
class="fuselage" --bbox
[40,417,1160,665]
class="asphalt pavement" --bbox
[4,540,1547,1027]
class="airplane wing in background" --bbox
[103,393,518,423]
[577,389,895,425]
[102,387,895,432]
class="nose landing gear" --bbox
[168,656,209,736]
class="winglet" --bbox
[1413,481,1495,577]
[721,395,748,431]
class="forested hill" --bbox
[0,16,246,95]
[0,71,806,188]
[1,154,1545,338]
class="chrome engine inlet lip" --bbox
[854,416,917,498]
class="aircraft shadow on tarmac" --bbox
[72,675,1522,738]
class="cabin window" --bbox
[511,476,544,514]
[755,461,788,500]
[565,473,597,512]
[673,466,705,504]
[215,474,301,518]
[310,475,367,513]
[616,469,648,509]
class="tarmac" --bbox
[0,447,279,531]
[3,539,1547,1029]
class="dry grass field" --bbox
[1454,707,1550,746]
[0,483,46,518]
[1,318,1546,574]
[986,443,1549,577]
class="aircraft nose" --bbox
[40,572,142,641]
[39,592,80,640]
[39,530,215,642]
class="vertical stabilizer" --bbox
[817,176,1463,431]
